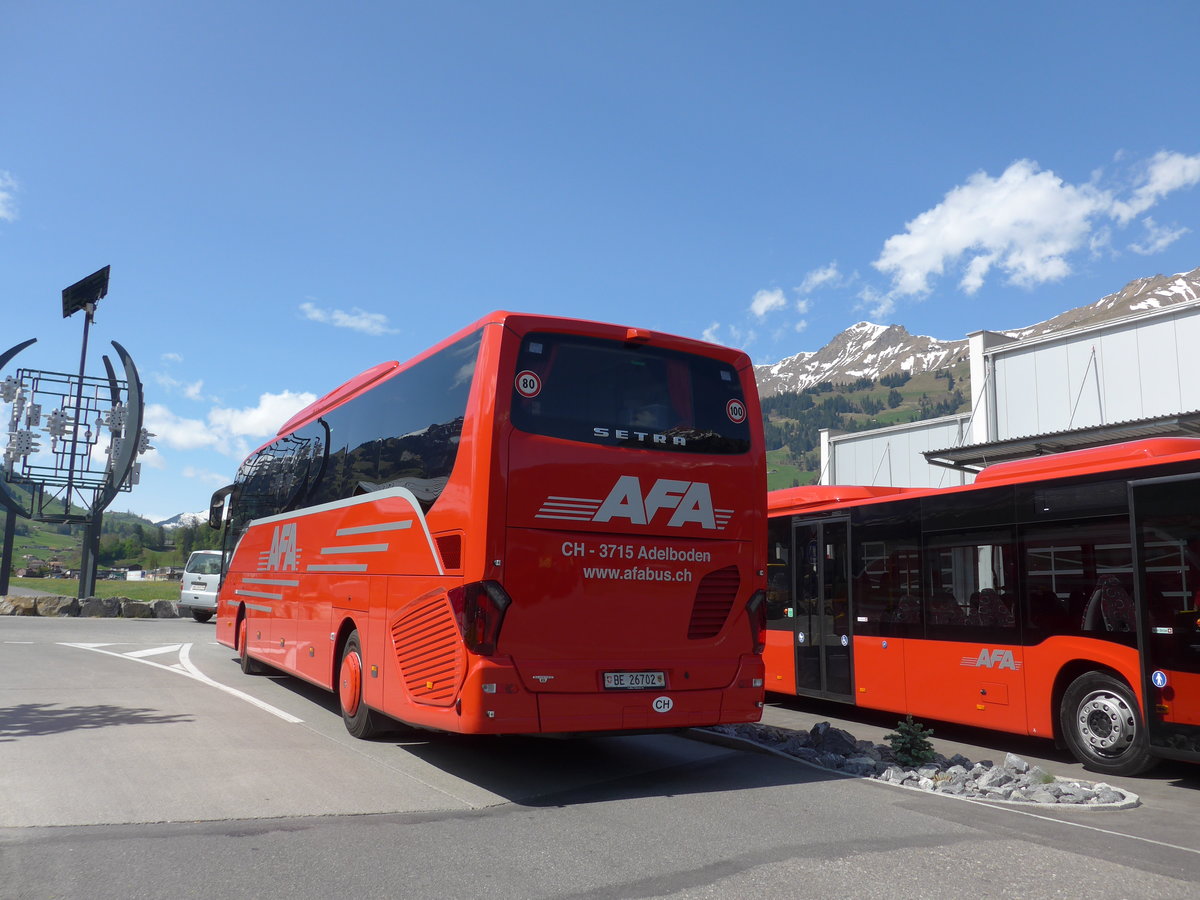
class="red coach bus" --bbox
[765,438,1200,775]
[211,311,767,738]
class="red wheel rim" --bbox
[339,650,362,716]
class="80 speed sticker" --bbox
[515,370,542,398]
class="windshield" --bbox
[185,553,223,575]
[510,332,751,454]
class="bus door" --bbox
[792,519,854,701]
[1130,475,1200,764]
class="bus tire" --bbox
[1060,672,1155,776]
[339,630,385,739]
[238,617,265,675]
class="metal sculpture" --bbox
[0,268,153,598]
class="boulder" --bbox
[152,600,180,618]
[121,599,153,618]
[79,597,122,617]
[0,596,39,616]
[35,596,80,617]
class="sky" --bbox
[2,1,1199,522]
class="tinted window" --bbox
[923,528,1019,642]
[1016,477,1128,523]
[1019,517,1137,646]
[229,329,481,536]
[509,332,751,454]
[310,329,481,510]
[850,503,923,638]
[922,486,1013,531]
[766,517,793,627]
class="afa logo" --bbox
[960,648,1022,671]
[535,475,734,530]
[260,522,300,571]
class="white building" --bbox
[820,297,1200,487]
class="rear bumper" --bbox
[178,592,217,612]
[453,654,764,734]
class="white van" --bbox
[178,550,224,623]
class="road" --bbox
[1,616,1197,899]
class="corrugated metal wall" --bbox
[992,304,1200,439]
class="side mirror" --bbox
[208,484,234,530]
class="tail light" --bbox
[448,580,512,656]
[745,590,767,654]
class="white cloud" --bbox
[799,262,840,293]
[1089,226,1113,258]
[1129,217,1189,255]
[182,465,232,487]
[873,151,1200,301]
[144,390,315,460]
[874,159,1109,297]
[1111,150,1200,225]
[700,322,754,348]
[0,171,18,222]
[161,352,183,364]
[794,320,809,333]
[152,371,212,402]
[300,300,398,336]
[143,403,221,452]
[749,288,787,319]
[795,298,811,315]
[858,286,895,321]
[207,390,317,440]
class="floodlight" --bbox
[62,266,110,318]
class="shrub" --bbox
[885,715,936,767]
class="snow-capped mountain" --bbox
[155,511,208,529]
[754,266,1200,397]
[754,322,968,397]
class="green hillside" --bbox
[761,363,970,485]
[4,509,221,575]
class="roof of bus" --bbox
[767,437,1200,515]
[272,310,751,441]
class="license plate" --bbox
[603,671,665,690]
[191,582,206,589]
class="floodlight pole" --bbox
[0,511,13,595]
[63,300,95,517]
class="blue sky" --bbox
[2,1,1198,522]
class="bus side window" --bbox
[923,528,1016,640]
[766,518,792,626]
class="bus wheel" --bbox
[238,618,264,675]
[1060,672,1155,776]
[339,631,384,739]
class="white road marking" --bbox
[60,642,304,724]
[124,643,184,658]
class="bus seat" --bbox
[975,588,1012,627]
[928,590,964,625]
[1081,575,1134,632]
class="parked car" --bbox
[178,550,224,623]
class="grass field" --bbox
[766,448,816,492]
[5,577,181,602]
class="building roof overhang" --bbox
[923,411,1200,472]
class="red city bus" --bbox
[765,438,1200,776]
[211,311,767,738]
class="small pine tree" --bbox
[884,715,936,767]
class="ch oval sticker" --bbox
[652,696,674,713]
